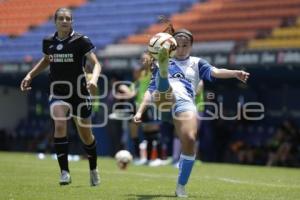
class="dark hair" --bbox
[157,16,193,43]
[54,7,72,22]
[173,29,194,44]
[158,15,175,35]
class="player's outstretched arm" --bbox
[20,55,50,91]
[211,68,250,83]
[133,90,152,123]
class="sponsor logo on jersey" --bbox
[49,54,74,62]
[172,72,185,78]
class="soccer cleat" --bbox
[59,170,71,185]
[173,161,180,169]
[148,159,162,167]
[90,168,100,186]
[175,184,188,198]
[133,158,148,166]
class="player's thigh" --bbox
[50,101,70,119]
[50,101,70,134]
[173,111,198,142]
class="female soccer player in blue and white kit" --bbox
[134,29,249,198]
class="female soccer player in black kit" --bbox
[20,8,101,186]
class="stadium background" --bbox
[0,0,299,167]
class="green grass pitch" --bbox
[0,151,299,200]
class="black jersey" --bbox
[43,30,95,97]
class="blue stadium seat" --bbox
[0,0,197,63]
[0,35,8,45]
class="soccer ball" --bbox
[148,32,177,60]
[115,150,133,170]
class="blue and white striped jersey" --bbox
[148,56,215,102]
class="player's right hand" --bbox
[235,70,250,83]
[87,81,98,97]
[20,75,32,91]
[133,112,142,123]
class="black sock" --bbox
[132,138,140,158]
[146,138,153,161]
[54,137,69,172]
[83,139,97,170]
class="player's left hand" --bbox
[235,70,250,83]
[87,81,98,96]
[133,112,142,123]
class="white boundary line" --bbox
[213,177,300,189]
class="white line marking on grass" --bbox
[91,170,300,189]
[102,170,176,179]
[210,177,300,189]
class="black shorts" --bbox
[49,95,92,119]
[141,107,157,123]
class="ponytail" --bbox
[158,15,175,35]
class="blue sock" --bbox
[155,73,169,92]
[177,154,195,186]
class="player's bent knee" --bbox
[181,133,197,146]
